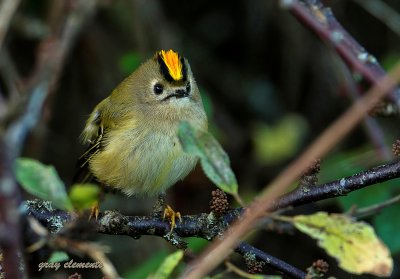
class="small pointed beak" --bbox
[162,89,189,101]
[174,89,189,99]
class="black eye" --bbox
[154,83,164,95]
[186,82,191,93]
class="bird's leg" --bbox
[163,205,182,233]
[153,193,182,233]
[89,201,100,220]
[88,184,105,220]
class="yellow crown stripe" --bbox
[159,50,183,81]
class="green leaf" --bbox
[178,121,238,195]
[15,158,73,211]
[48,251,69,263]
[288,212,393,277]
[124,250,169,279]
[149,250,183,279]
[69,183,100,211]
[252,115,308,165]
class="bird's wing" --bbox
[73,124,105,184]
[73,100,109,184]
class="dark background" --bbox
[4,0,400,278]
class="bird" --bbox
[75,49,208,227]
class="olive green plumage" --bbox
[78,50,208,196]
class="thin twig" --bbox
[340,61,392,160]
[271,160,400,211]
[224,261,263,279]
[236,243,304,279]
[351,193,400,219]
[52,237,119,279]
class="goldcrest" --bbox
[77,50,208,196]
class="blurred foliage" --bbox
[124,250,170,279]
[48,251,69,263]
[15,158,73,211]
[252,114,308,165]
[374,204,400,254]
[149,250,183,279]
[119,51,142,75]
[69,183,100,212]
[4,0,400,277]
[124,237,207,279]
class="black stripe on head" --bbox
[181,57,188,82]
[157,53,174,82]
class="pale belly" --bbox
[89,127,198,196]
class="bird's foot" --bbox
[88,201,100,220]
[163,205,182,233]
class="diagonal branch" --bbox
[271,159,400,211]
[282,0,400,109]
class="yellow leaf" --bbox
[291,212,393,277]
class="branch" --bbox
[340,61,392,160]
[351,192,400,219]
[25,202,304,278]
[271,159,400,210]
[281,0,400,111]
[24,158,400,278]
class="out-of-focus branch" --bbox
[341,63,392,160]
[351,193,400,219]
[281,0,400,113]
[354,0,400,37]
[28,0,97,94]
[0,137,24,279]
[0,1,97,278]
[0,0,21,49]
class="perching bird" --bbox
[75,50,208,224]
